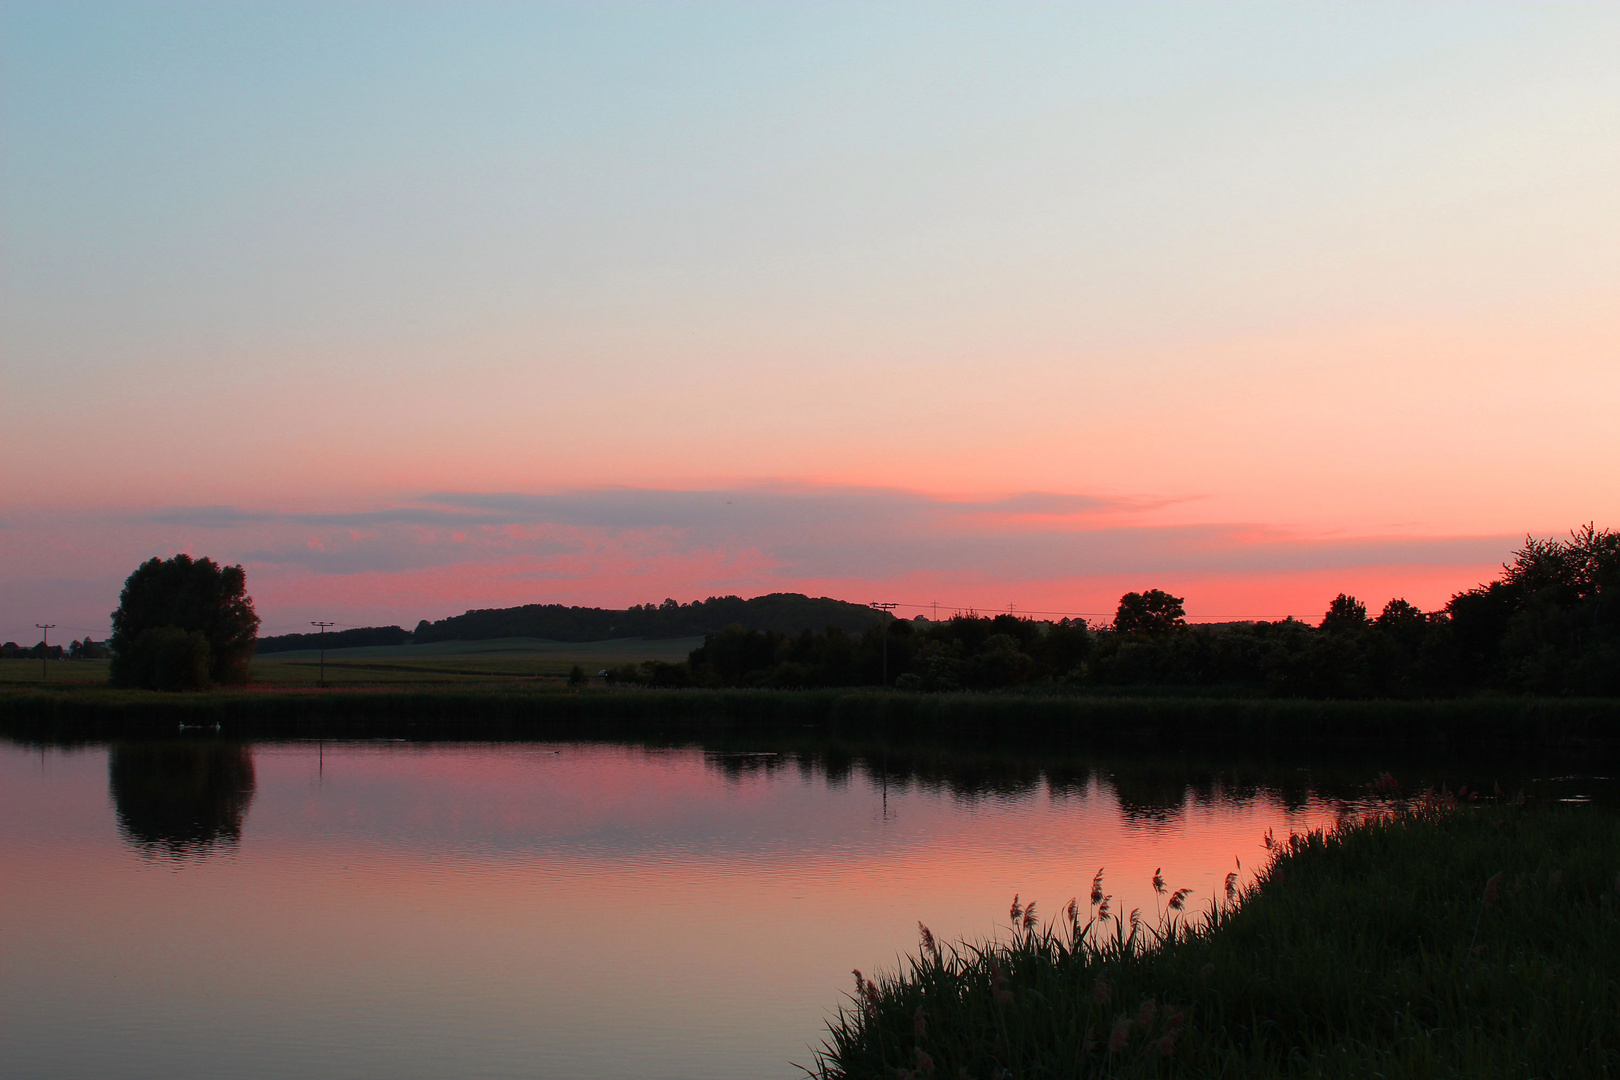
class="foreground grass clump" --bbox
[816,800,1620,1078]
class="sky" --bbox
[3,2,1618,640]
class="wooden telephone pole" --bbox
[311,621,335,687]
[35,624,54,682]
[869,603,898,686]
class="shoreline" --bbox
[814,801,1620,1077]
[3,685,1620,757]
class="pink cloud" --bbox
[0,484,1529,639]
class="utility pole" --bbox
[35,624,54,682]
[311,621,335,687]
[869,603,898,687]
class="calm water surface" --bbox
[4,738,1396,1079]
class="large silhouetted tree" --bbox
[109,555,259,689]
[1112,590,1187,636]
[1320,593,1370,634]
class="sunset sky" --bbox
[3,3,1617,640]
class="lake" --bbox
[0,736,1539,1079]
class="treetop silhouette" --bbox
[109,554,259,690]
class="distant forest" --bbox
[410,592,881,643]
[255,625,413,654]
[1,638,106,660]
[607,526,1620,698]
[255,593,880,652]
[249,527,1619,698]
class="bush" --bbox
[124,626,212,691]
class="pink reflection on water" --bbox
[1,741,1360,1080]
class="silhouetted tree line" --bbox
[1,637,108,659]
[602,611,1091,690]
[256,625,413,653]
[601,527,1619,698]
[2,641,60,659]
[410,592,881,643]
[70,637,109,659]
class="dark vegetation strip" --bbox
[814,800,1620,1079]
[252,594,883,652]
[265,660,562,678]
[4,686,1620,753]
[409,592,882,643]
[255,625,413,653]
[662,526,1620,698]
[50,524,1617,696]
[268,525,1620,699]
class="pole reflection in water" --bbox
[108,741,256,858]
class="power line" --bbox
[258,619,399,637]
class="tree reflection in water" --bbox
[108,741,256,858]
[695,735,1377,823]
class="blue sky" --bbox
[3,3,1617,638]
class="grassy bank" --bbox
[816,800,1620,1078]
[250,635,703,685]
[3,685,1620,757]
[0,658,110,684]
[1,638,703,689]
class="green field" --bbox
[253,635,702,685]
[0,658,110,684]
[2,637,701,688]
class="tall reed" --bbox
[812,795,1620,1078]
